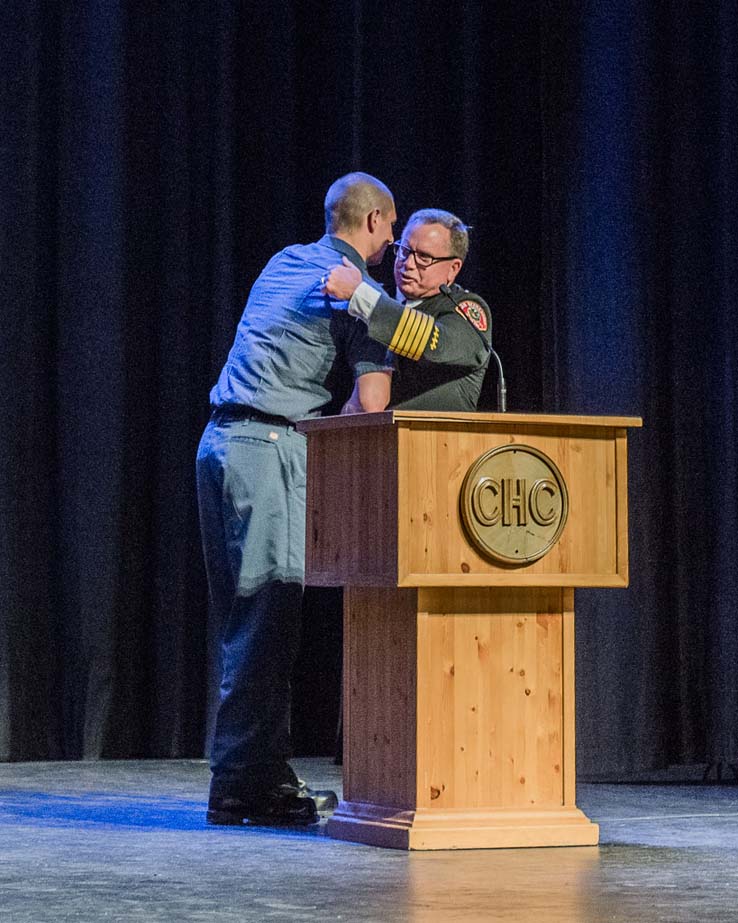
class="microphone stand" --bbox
[439,284,507,412]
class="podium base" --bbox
[326,801,599,851]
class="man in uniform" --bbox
[325,208,491,411]
[197,172,395,827]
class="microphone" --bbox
[440,285,507,412]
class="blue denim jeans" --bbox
[196,411,307,784]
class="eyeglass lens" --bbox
[394,243,433,267]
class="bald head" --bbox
[324,172,395,235]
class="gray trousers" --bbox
[196,411,306,784]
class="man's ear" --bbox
[367,208,381,233]
[446,258,463,285]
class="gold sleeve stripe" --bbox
[388,306,415,353]
[397,310,424,355]
[406,312,434,360]
[389,306,434,360]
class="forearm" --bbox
[341,371,391,414]
[356,370,391,412]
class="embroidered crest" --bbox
[455,300,488,332]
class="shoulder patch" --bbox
[455,300,488,333]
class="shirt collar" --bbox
[322,235,368,274]
[395,287,421,308]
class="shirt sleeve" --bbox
[338,312,395,377]
[348,281,381,321]
[366,291,492,368]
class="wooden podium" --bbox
[299,410,642,850]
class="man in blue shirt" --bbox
[197,173,395,826]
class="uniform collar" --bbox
[322,235,367,273]
[395,287,426,308]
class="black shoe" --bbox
[297,779,338,814]
[207,782,334,827]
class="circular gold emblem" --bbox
[460,444,569,565]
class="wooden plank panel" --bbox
[342,587,417,809]
[331,583,596,850]
[399,423,621,585]
[298,409,643,432]
[305,425,398,585]
[615,429,630,583]
[304,413,637,588]
[562,588,577,807]
[416,587,567,811]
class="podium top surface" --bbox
[298,409,643,434]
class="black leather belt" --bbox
[212,405,295,428]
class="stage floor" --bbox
[1,758,738,922]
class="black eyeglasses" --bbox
[392,241,456,269]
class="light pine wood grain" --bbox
[329,585,597,850]
[303,413,639,588]
[307,413,639,849]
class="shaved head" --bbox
[324,172,395,234]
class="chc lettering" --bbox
[471,477,559,528]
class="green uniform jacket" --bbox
[366,283,492,411]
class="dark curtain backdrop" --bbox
[2,1,736,777]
